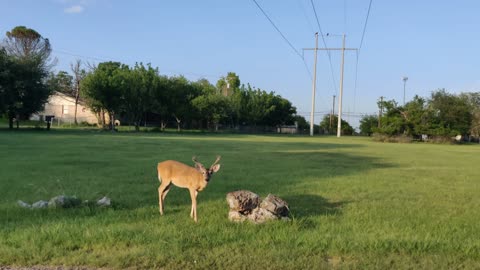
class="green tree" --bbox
[123,63,159,131]
[359,114,378,136]
[319,115,354,135]
[460,92,480,137]
[427,89,472,136]
[2,26,53,129]
[46,71,73,95]
[81,61,127,130]
[216,72,240,96]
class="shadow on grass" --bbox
[283,194,348,218]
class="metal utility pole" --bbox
[402,76,408,105]
[309,33,319,136]
[303,34,357,138]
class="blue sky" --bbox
[1,0,479,128]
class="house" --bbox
[30,92,99,125]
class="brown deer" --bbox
[157,156,221,222]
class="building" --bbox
[31,92,99,125]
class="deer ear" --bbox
[210,164,220,173]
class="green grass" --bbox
[0,130,479,269]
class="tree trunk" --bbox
[173,114,181,132]
[110,112,115,131]
[8,113,14,129]
[160,120,166,131]
[135,121,140,132]
[74,94,79,125]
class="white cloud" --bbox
[64,5,85,14]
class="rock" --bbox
[226,190,260,214]
[48,195,82,208]
[17,200,31,208]
[228,210,248,222]
[247,207,278,224]
[97,196,111,207]
[31,200,49,209]
[260,194,290,217]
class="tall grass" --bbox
[0,130,479,269]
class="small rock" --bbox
[31,200,49,209]
[48,195,82,208]
[97,196,111,207]
[17,200,31,208]
[228,210,248,222]
[226,190,260,214]
[260,194,290,217]
[247,207,278,224]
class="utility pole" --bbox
[303,34,357,138]
[309,33,319,136]
[378,96,384,128]
[402,76,408,105]
[336,34,346,138]
[330,95,336,132]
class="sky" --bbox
[1,0,480,128]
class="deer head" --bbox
[192,156,221,182]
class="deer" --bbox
[157,156,221,222]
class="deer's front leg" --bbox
[189,189,198,222]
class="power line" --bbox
[309,0,338,95]
[351,0,373,120]
[252,0,312,78]
[359,0,373,51]
[52,49,223,80]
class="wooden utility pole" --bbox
[303,34,357,138]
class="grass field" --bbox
[0,129,479,269]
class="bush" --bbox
[372,133,413,143]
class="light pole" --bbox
[402,76,408,105]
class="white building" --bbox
[31,92,99,124]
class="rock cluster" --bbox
[226,190,290,224]
[17,195,111,209]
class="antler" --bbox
[210,155,221,167]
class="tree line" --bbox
[0,26,300,131]
[359,89,480,140]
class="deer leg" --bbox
[189,189,198,222]
[158,181,170,215]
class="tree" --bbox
[2,26,53,129]
[81,61,127,131]
[46,71,73,95]
[192,92,230,131]
[123,63,159,131]
[167,76,199,131]
[460,92,480,137]
[359,114,378,136]
[427,89,472,136]
[319,115,354,135]
[216,72,240,96]
[4,26,54,68]
[71,59,87,124]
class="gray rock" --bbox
[32,200,49,209]
[247,207,278,224]
[17,200,31,208]
[48,195,82,208]
[260,194,290,217]
[96,196,111,207]
[226,190,260,214]
[228,210,248,222]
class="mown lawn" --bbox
[0,129,479,269]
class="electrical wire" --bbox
[252,0,312,79]
[359,0,373,51]
[310,0,338,95]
